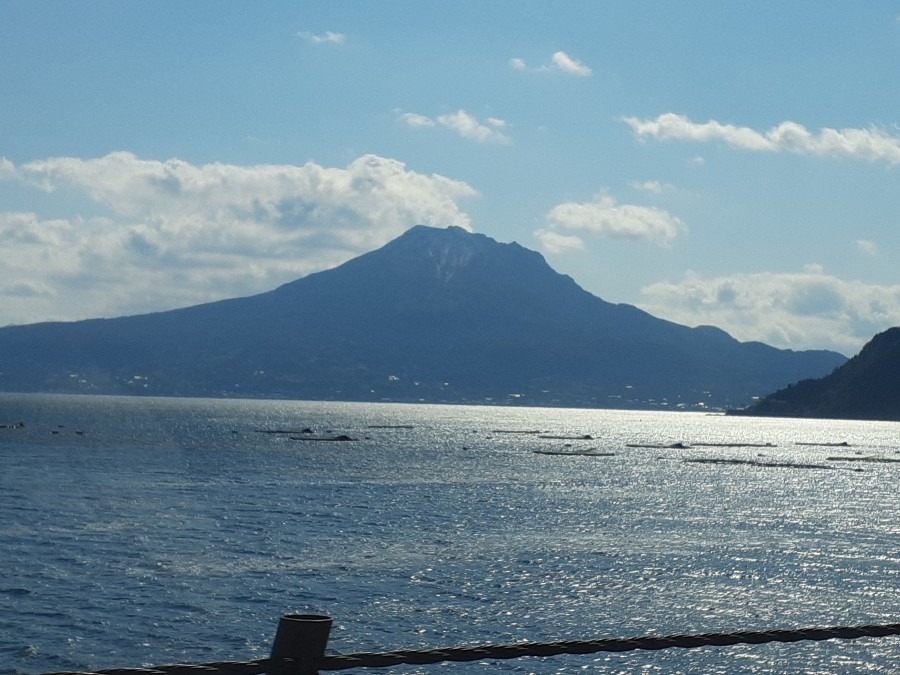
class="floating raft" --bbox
[827,455,900,463]
[684,457,835,470]
[534,450,614,457]
[255,428,314,434]
[691,442,776,448]
[797,441,851,447]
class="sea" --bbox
[2,393,900,675]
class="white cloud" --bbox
[297,31,346,45]
[1,152,477,325]
[550,51,592,76]
[855,239,878,256]
[398,109,510,144]
[639,268,900,355]
[533,228,585,254]
[544,195,684,246]
[0,157,14,177]
[630,179,673,194]
[510,50,592,76]
[623,113,900,164]
[398,112,436,129]
[436,110,509,143]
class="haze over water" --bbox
[3,393,900,674]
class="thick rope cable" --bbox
[41,622,900,675]
[318,623,900,670]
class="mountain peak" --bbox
[0,224,846,408]
[331,225,551,289]
[405,223,471,238]
[384,224,530,260]
[384,225,497,276]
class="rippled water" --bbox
[2,393,900,674]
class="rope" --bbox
[41,622,900,675]
[319,623,900,670]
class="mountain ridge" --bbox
[731,327,900,420]
[0,225,845,408]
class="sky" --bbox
[3,2,900,356]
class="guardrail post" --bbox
[270,614,333,675]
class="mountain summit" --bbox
[0,225,845,408]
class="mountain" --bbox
[0,225,845,408]
[730,326,900,420]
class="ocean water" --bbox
[2,393,900,674]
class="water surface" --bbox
[2,394,899,674]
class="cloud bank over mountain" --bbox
[0,147,894,355]
[639,267,900,356]
[0,153,476,325]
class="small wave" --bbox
[15,645,37,659]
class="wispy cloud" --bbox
[297,30,346,45]
[639,267,900,354]
[397,112,435,129]
[398,109,510,144]
[630,179,674,194]
[510,50,592,76]
[855,239,878,256]
[1,152,477,325]
[541,194,684,247]
[623,113,900,164]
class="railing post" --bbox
[270,614,333,675]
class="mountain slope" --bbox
[0,225,845,408]
[731,327,900,420]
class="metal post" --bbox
[270,614,333,675]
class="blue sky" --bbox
[3,2,900,355]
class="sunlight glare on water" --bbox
[2,394,900,674]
